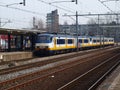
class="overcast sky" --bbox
[0,0,120,29]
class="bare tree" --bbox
[64,21,68,25]
[87,18,97,24]
[87,13,120,37]
[31,17,45,30]
[37,19,44,29]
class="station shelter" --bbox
[0,28,45,52]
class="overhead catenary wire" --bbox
[0,0,75,16]
[0,17,30,23]
[0,17,34,28]
[98,0,114,13]
[0,4,45,15]
[55,3,76,13]
[38,0,75,14]
[101,0,119,3]
[50,0,75,3]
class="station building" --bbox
[46,9,59,33]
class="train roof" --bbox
[37,33,75,38]
[37,34,114,39]
[78,36,100,39]
[78,36,114,39]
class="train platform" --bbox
[0,52,32,62]
[97,65,120,90]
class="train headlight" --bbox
[35,46,40,50]
[35,46,49,50]
[40,46,45,49]
[39,46,48,49]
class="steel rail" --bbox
[0,47,113,75]
[57,53,120,90]
[0,49,114,90]
[88,59,120,90]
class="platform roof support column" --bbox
[31,35,33,51]
[31,34,35,51]
[8,33,11,52]
[20,34,23,51]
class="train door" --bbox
[89,38,93,47]
[78,38,82,48]
[65,37,67,49]
[53,37,58,54]
[56,37,65,51]
[56,37,60,50]
[54,37,56,49]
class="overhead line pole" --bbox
[76,0,78,4]
[76,11,79,51]
[63,12,120,50]
[23,0,26,6]
[0,18,1,27]
[74,0,79,52]
[116,14,119,45]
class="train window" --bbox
[79,39,82,43]
[93,39,96,43]
[57,39,65,44]
[84,39,88,43]
[36,35,53,43]
[68,39,73,44]
[50,37,53,41]
[97,40,100,42]
[104,40,107,42]
[109,40,112,42]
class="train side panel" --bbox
[34,34,115,56]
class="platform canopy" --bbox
[0,28,47,35]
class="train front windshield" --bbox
[36,35,53,43]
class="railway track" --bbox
[0,47,119,90]
[0,46,114,67]
[0,46,116,75]
[58,53,120,90]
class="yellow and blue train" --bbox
[34,33,114,55]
